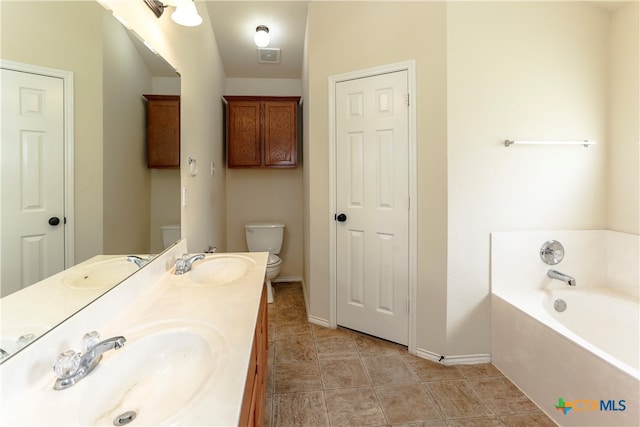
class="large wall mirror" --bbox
[0,1,181,362]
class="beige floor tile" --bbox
[500,412,557,427]
[324,387,387,426]
[392,422,448,427]
[425,380,495,419]
[319,357,371,389]
[276,322,312,340]
[353,333,406,356]
[276,305,308,324]
[272,391,329,427]
[264,394,273,427]
[311,324,354,339]
[445,417,505,426]
[314,336,359,359]
[375,383,443,424]
[362,354,419,385]
[467,377,539,416]
[274,361,323,394]
[274,338,317,364]
[455,364,503,379]
[404,355,464,382]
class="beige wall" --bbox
[304,2,449,353]
[608,2,639,234]
[103,0,227,255]
[102,11,152,254]
[304,1,631,358]
[1,1,105,262]
[446,1,609,355]
[224,78,304,278]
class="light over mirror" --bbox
[0,1,181,362]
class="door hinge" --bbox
[406,93,410,107]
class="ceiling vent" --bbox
[258,48,280,64]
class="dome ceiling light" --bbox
[254,25,270,48]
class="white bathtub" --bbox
[491,230,639,426]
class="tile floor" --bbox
[265,282,557,427]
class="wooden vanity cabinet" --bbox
[224,96,300,168]
[143,95,180,168]
[239,284,268,427]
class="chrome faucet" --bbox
[174,253,205,275]
[126,255,149,268]
[53,332,126,390]
[547,269,576,286]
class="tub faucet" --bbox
[126,255,149,268]
[174,253,205,275]
[547,269,576,286]
[53,332,126,390]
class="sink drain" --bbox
[113,411,137,426]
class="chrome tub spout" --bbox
[547,269,576,286]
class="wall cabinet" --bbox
[143,95,180,168]
[224,96,300,168]
[239,284,268,427]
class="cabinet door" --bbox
[145,95,180,168]
[263,101,297,167]
[227,101,262,167]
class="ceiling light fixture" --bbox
[142,0,202,27]
[254,25,270,48]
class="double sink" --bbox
[0,250,268,426]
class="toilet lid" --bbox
[268,254,281,265]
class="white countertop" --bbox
[0,243,268,426]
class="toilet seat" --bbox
[267,254,281,267]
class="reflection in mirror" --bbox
[0,1,181,363]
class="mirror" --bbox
[0,1,181,362]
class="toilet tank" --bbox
[161,224,181,249]
[245,222,285,254]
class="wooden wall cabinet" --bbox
[239,285,268,427]
[224,96,300,168]
[143,95,180,168]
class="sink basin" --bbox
[79,322,227,426]
[61,257,140,290]
[187,255,256,285]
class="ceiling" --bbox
[204,1,309,79]
[201,0,629,80]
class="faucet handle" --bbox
[53,350,80,379]
[81,331,101,352]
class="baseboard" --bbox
[272,276,303,283]
[415,347,491,365]
[307,315,330,328]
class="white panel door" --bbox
[335,70,409,345]
[1,68,65,296]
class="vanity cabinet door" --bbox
[143,95,180,168]
[239,285,268,427]
[224,96,300,168]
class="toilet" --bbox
[161,224,181,249]
[245,222,284,304]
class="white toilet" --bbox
[245,222,284,304]
[161,224,181,249]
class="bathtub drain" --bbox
[113,411,137,426]
[554,299,567,312]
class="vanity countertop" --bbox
[0,245,268,426]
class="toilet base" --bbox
[266,279,274,304]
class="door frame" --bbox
[0,59,75,268]
[328,60,417,353]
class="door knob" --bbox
[48,217,60,226]
[335,213,347,222]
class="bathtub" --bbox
[491,230,639,426]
